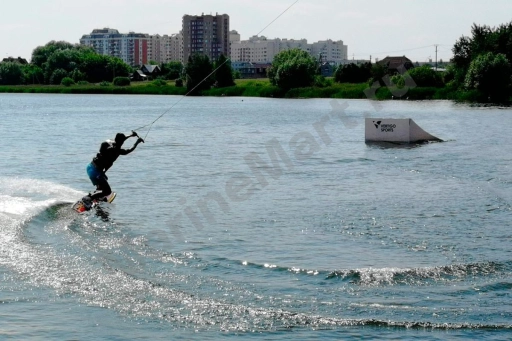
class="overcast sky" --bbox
[2,0,511,63]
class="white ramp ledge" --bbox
[365,118,442,144]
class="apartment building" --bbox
[148,33,183,64]
[309,40,348,63]
[229,30,241,44]
[80,28,150,66]
[229,30,241,57]
[80,28,183,66]
[148,34,164,63]
[166,33,183,63]
[80,21,346,67]
[231,35,348,65]
[182,13,230,62]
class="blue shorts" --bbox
[87,163,106,186]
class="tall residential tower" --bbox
[182,13,230,62]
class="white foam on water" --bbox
[0,176,83,261]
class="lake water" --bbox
[0,93,511,340]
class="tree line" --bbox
[0,40,235,92]
[0,41,188,86]
[266,21,512,102]
[1,21,511,102]
[0,41,132,85]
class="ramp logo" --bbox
[380,123,396,132]
[373,120,396,132]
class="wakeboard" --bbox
[72,192,117,213]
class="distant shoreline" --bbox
[0,79,488,101]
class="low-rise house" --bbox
[251,63,271,78]
[141,64,161,79]
[377,56,414,73]
[131,70,148,81]
[232,61,270,79]
[320,62,335,77]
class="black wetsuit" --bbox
[93,140,129,173]
[87,139,138,201]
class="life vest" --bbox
[92,139,121,171]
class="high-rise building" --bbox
[182,13,230,62]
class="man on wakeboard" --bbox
[81,131,143,209]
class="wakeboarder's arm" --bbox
[119,138,143,155]
[125,131,138,140]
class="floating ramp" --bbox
[365,118,442,143]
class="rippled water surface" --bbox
[0,93,511,340]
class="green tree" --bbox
[214,54,235,87]
[0,62,23,85]
[184,54,214,95]
[451,21,512,91]
[313,75,332,87]
[407,65,443,87]
[369,63,388,86]
[495,22,512,62]
[471,25,494,54]
[70,69,86,82]
[334,62,372,83]
[21,64,44,84]
[61,77,75,86]
[106,57,132,81]
[464,52,511,102]
[31,41,75,68]
[31,40,129,84]
[113,77,131,86]
[232,70,241,79]
[43,48,82,83]
[390,74,406,88]
[268,48,318,90]
[49,68,68,85]
[78,51,113,83]
[160,61,183,80]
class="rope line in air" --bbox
[134,57,231,141]
[133,0,300,141]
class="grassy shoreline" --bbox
[0,78,489,101]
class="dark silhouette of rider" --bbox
[83,132,143,206]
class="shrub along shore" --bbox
[0,78,497,102]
